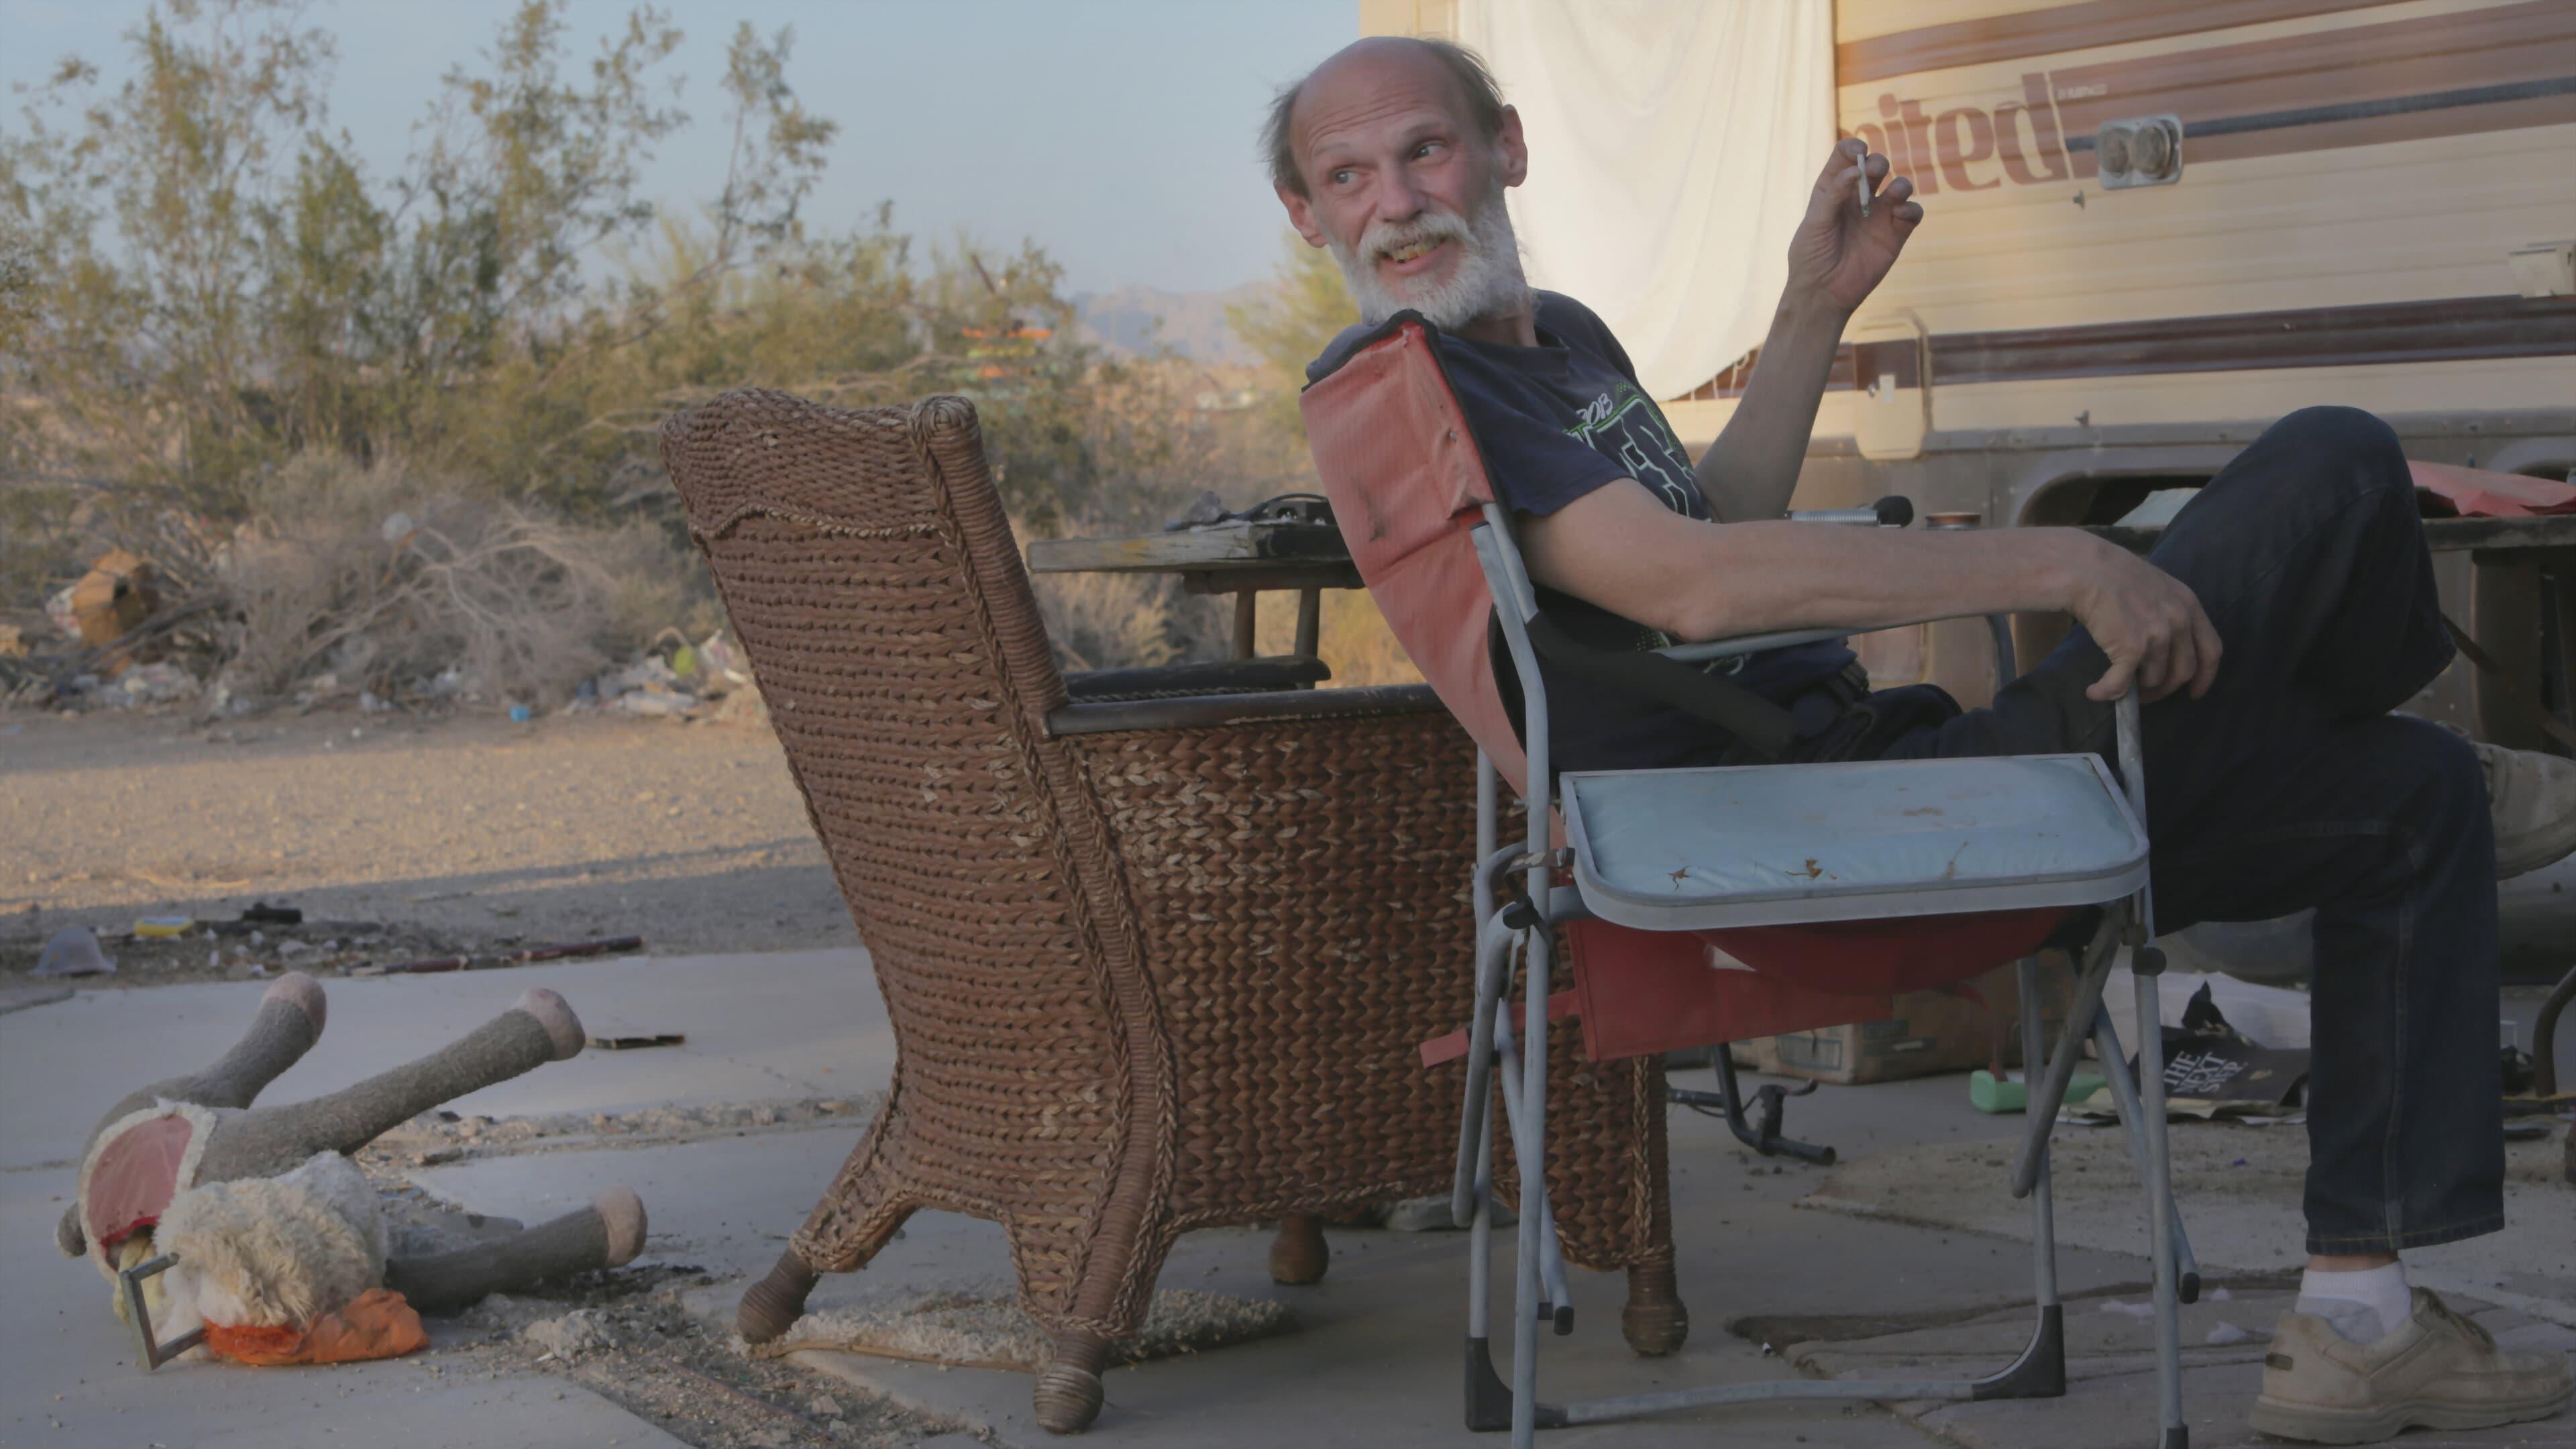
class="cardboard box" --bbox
[1737,962,2070,1085]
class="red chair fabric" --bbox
[1301,319,2063,1062]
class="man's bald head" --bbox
[1263,36,1508,199]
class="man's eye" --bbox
[1330,168,1355,185]
[1413,142,1442,158]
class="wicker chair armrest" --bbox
[1063,655,1331,702]
[1044,683,1445,737]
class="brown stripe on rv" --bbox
[1671,296,2576,401]
[1837,0,2379,87]
[1841,2,2574,190]
[2044,1,2576,152]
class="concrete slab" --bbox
[411,1126,860,1281]
[0,948,883,1171]
[1803,1117,2576,1327]
[0,983,74,1016]
[1847,1294,2576,1449]
[0,1165,688,1448]
[9,941,2562,1448]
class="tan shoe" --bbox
[2247,1289,2573,1443]
[2476,742,2576,879]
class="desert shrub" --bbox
[214,455,694,706]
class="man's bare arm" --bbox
[1693,295,1847,524]
[1693,139,1923,523]
[1517,478,2223,704]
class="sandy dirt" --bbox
[1,707,858,985]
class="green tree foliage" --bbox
[1228,229,1356,379]
[0,0,1150,535]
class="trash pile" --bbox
[567,628,761,723]
[3,547,223,712]
[7,541,758,724]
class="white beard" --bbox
[1328,183,1532,333]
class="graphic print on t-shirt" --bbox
[1566,385,1703,517]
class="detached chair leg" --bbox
[1269,1213,1329,1285]
[1036,1328,1112,1434]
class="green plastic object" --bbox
[1971,1068,2108,1114]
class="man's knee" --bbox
[2387,714,2489,837]
[2262,406,2409,492]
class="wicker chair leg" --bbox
[1267,1212,1330,1285]
[1034,1328,1111,1434]
[1620,1258,1689,1356]
[737,1248,822,1343]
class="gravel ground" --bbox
[1,707,857,985]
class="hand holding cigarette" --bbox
[1788,138,1926,314]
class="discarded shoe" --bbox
[2477,742,2576,879]
[2247,1288,2573,1444]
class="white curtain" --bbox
[1456,0,1835,401]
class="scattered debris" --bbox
[751,1286,1297,1373]
[360,935,647,975]
[108,660,199,706]
[2076,982,2310,1122]
[65,547,158,647]
[525,1309,621,1359]
[32,925,113,977]
[360,1095,879,1167]
[587,1032,686,1051]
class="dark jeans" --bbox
[1857,407,2503,1255]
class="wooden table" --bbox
[1027,513,2576,677]
[1026,521,1361,659]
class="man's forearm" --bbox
[1670,519,2092,642]
[1692,294,1849,523]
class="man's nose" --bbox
[1374,166,1426,228]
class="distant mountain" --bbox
[1074,284,1263,366]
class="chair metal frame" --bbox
[1451,502,2198,1449]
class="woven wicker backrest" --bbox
[659,390,1142,1299]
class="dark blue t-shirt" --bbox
[1312,292,1854,775]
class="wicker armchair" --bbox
[659,388,1679,1433]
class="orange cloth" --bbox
[203,1289,427,1365]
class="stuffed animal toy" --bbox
[57,972,649,1365]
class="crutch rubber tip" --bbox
[2180,1271,2200,1304]
[514,989,585,1060]
[1552,1303,1574,1336]
[594,1186,647,1265]
[264,971,327,1033]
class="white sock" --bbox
[2294,1263,2412,1344]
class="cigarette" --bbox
[1858,166,1872,219]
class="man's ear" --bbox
[1277,185,1329,248]
[1494,104,1530,189]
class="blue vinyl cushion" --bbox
[1560,755,2149,928]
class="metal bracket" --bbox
[119,1252,206,1370]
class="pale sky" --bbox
[0,0,1356,295]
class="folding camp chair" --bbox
[1303,316,2194,1449]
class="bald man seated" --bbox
[1267,36,2573,1446]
